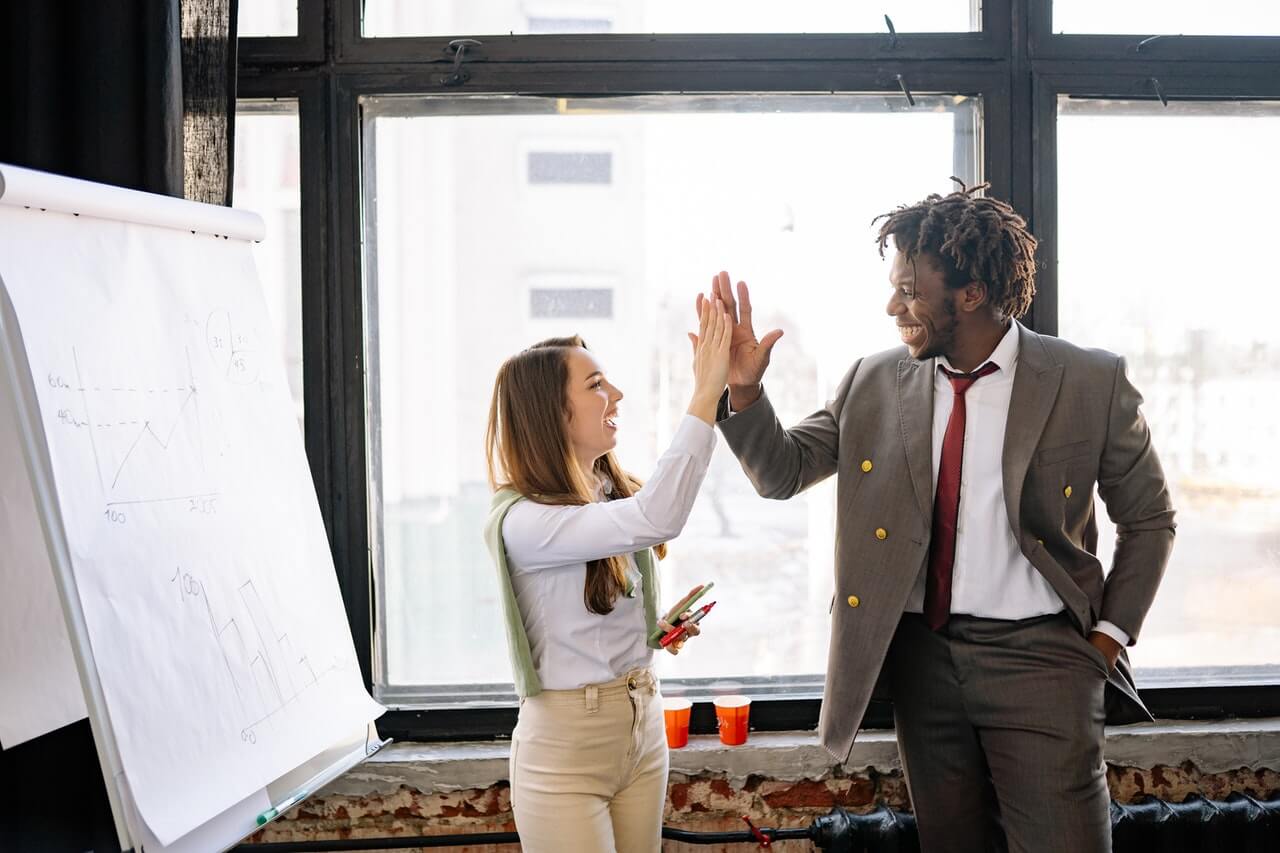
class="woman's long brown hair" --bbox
[486,336,665,615]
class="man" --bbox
[706,185,1175,853]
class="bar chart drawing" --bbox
[175,568,343,746]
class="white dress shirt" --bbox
[903,323,1130,646]
[501,414,717,690]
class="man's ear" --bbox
[958,281,989,314]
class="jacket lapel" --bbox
[1002,323,1064,536]
[897,357,936,522]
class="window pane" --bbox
[367,94,981,698]
[233,103,304,434]
[238,2,299,37]
[362,0,978,37]
[1055,1,1280,35]
[1057,98,1280,681]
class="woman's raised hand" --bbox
[686,295,732,425]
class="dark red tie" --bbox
[924,361,1000,631]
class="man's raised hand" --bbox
[696,271,783,410]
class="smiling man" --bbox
[706,185,1176,853]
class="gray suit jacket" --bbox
[717,322,1176,762]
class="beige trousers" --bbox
[510,667,668,853]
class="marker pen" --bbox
[659,601,715,648]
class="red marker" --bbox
[659,601,716,648]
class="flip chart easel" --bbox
[0,162,387,852]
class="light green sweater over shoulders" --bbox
[484,487,663,698]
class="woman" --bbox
[483,296,731,853]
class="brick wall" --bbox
[247,762,1280,853]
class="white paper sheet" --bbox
[119,769,272,853]
[0,199,383,844]
[0,351,88,748]
[117,724,382,852]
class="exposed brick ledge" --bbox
[323,717,1280,799]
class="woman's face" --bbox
[564,347,623,468]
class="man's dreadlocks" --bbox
[872,180,1038,320]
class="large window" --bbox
[362,1,980,38]
[234,0,1280,734]
[1056,98,1280,682]
[366,95,980,702]
[1054,2,1280,36]
[233,102,304,433]
[238,2,298,38]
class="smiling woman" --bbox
[479,304,731,851]
[563,347,625,484]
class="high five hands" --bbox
[684,291,733,426]
[696,271,784,411]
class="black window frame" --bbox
[236,0,1280,742]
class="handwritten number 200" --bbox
[189,497,217,514]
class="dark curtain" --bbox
[0,3,238,851]
[0,0,184,196]
[183,0,239,205]
[0,0,238,205]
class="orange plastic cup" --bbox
[713,695,751,746]
[663,698,693,748]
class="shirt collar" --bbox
[937,321,1019,376]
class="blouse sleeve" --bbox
[502,415,716,572]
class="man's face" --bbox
[886,249,960,362]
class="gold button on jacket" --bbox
[1064,485,1073,498]
[860,459,873,473]
[875,528,888,540]
[847,595,860,608]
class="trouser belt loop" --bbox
[585,684,599,713]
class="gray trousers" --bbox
[884,612,1111,853]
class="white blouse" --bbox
[501,415,717,689]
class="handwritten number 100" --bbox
[104,509,126,525]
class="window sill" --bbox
[323,717,1280,798]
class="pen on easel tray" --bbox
[257,787,311,826]
[660,601,715,648]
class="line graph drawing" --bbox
[172,568,346,745]
[50,345,219,508]
[109,387,196,489]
